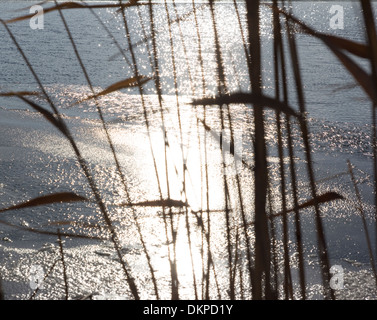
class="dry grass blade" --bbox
[0,192,88,213]
[57,229,69,300]
[192,92,300,118]
[5,1,143,24]
[272,191,344,219]
[274,6,368,58]
[74,76,151,105]
[244,191,344,229]
[347,160,377,287]
[108,3,208,62]
[17,96,69,136]
[115,0,140,13]
[0,218,105,240]
[274,6,375,103]
[360,0,377,266]
[245,0,272,299]
[118,199,188,208]
[2,6,140,300]
[325,44,376,103]
[53,0,141,299]
[0,91,40,97]
[14,0,50,12]
[285,5,337,299]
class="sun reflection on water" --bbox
[103,93,247,298]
